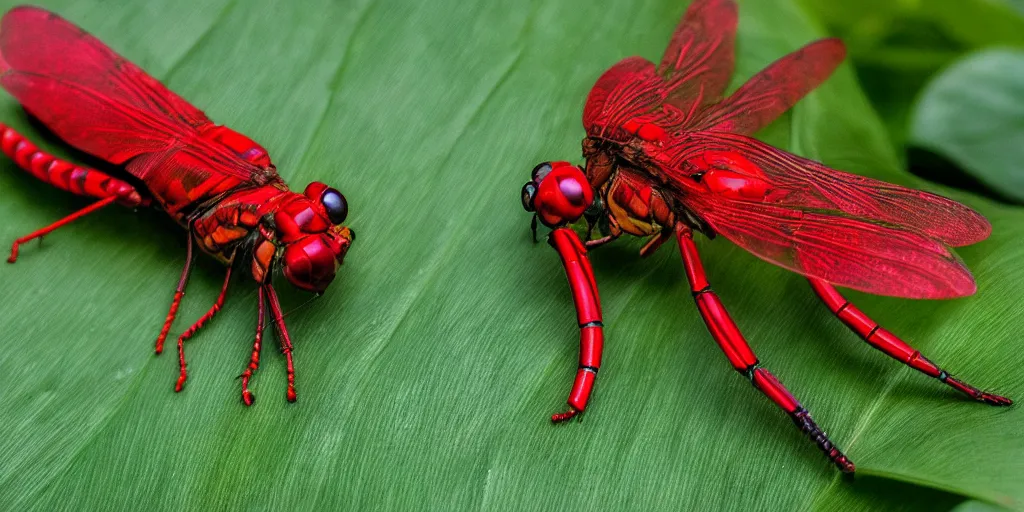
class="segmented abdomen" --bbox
[0,122,142,206]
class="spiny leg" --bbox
[241,286,267,406]
[155,235,195,354]
[265,283,297,403]
[173,266,234,392]
[808,278,1011,406]
[548,227,604,422]
[178,266,234,343]
[675,223,854,473]
[8,195,117,263]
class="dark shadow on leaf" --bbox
[907,146,1023,206]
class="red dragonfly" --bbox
[0,7,353,405]
[521,0,1010,473]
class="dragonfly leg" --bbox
[172,266,234,392]
[548,227,604,422]
[584,217,622,250]
[178,266,233,343]
[7,195,118,263]
[265,284,297,403]
[639,228,673,258]
[2,124,148,263]
[240,286,267,406]
[155,236,195,355]
[808,278,1011,406]
[675,223,855,473]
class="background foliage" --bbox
[0,0,1022,510]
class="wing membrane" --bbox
[680,193,976,299]
[661,132,990,247]
[583,0,738,138]
[583,57,660,139]
[657,0,737,111]
[0,6,263,182]
[686,38,846,134]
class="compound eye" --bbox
[531,162,553,182]
[320,188,348,224]
[558,178,586,207]
[521,182,537,212]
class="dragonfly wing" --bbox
[680,192,977,299]
[686,38,846,135]
[125,146,259,211]
[657,0,737,112]
[661,132,990,247]
[583,57,659,140]
[583,0,738,141]
[0,6,265,182]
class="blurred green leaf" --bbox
[0,0,1022,510]
[954,500,1015,512]
[800,0,1024,151]
[909,49,1024,203]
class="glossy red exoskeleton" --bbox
[521,0,1010,473]
[0,6,354,405]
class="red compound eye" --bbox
[530,164,593,227]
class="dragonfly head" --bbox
[521,161,594,227]
[271,182,353,293]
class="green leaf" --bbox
[954,500,1017,512]
[1,0,1021,510]
[799,0,1024,152]
[909,49,1024,203]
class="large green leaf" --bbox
[909,49,1024,203]
[1,0,1021,510]
[799,0,1024,152]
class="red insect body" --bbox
[0,7,354,404]
[522,0,1010,473]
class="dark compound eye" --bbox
[531,162,553,182]
[521,182,537,212]
[321,188,348,224]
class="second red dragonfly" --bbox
[0,7,353,404]
[521,0,1010,473]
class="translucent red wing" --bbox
[679,192,977,299]
[580,1,984,300]
[583,0,738,140]
[582,58,660,140]
[656,0,737,112]
[0,6,266,183]
[660,132,991,247]
[684,38,846,135]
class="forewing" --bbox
[583,57,661,139]
[680,193,977,299]
[662,132,990,247]
[583,0,738,140]
[657,0,737,112]
[686,38,846,135]
[0,6,264,182]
